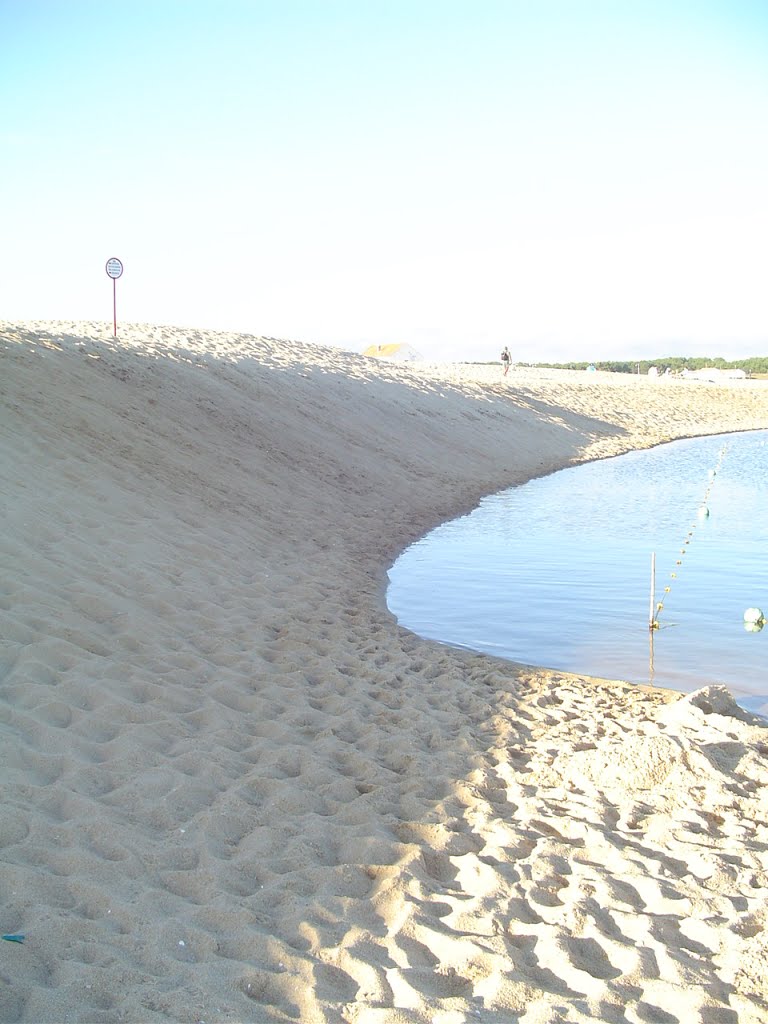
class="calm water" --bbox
[388,430,768,714]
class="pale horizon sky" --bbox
[2,0,766,363]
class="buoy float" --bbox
[743,607,764,624]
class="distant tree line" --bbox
[531,356,768,375]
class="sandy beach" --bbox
[3,320,768,1024]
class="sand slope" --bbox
[2,321,768,1023]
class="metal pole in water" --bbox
[649,551,656,629]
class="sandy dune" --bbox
[2,321,768,1023]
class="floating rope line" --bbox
[650,442,728,630]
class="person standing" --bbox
[501,346,511,375]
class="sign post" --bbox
[105,258,124,336]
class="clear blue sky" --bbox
[2,0,766,361]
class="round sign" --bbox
[105,257,123,279]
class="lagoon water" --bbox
[388,430,768,714]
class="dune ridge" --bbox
[2,320,768,1023]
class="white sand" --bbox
[2,320,768,1024]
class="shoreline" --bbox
[3,320,768,1023]
[384,427,768,715]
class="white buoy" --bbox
[698,505,709,518]
[743,607,764,624]
[744,620,764,633]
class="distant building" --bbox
[685,367,748,381]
